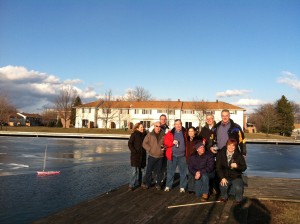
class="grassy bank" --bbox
[0,126,294,140]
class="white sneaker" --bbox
[164,187,170,192]
[180,188,185,193]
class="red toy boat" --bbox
[37,145,60,176]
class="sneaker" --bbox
[141,183,149,189]
[155,185,161,190]
[128,186,134,191]
[180,188,185,193]
[201,193,209,202]
[219,198,227,202]
[164,187,170,192]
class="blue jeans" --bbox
[129,167,143,188]
[219,178,244,201]
[195,173,209,197]
[143,156,163,187]
[187,171,195,192]
[166,156,187,189]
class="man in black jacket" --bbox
[199,114,216,152]
[211,109,246,156]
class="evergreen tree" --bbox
[57,118,63,128]
[70,96,82,127]
[275,95,294,136]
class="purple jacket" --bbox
[188,151,215,176]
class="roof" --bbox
[78,100,244,110]
[17,112,42,118]
[78,100,103,108]
[182,101,245,110]
[294,124,300,129]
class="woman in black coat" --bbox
[128,122,147,190]
[216,138,247,203]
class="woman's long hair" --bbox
[132,122,142,133]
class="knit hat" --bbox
[194,141,205,150]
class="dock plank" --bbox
[33,177,300,224]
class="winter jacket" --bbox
[216,148,247,181]
[199,122,216,152]
[142,130,165,158]
[212,119,247,156]
[186,135,203,162]
[164,127,187,161]
[188,151,215,176]
[128,130,147,168]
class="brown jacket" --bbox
[142,130,165,158]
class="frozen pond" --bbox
[0,136,299,223]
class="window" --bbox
[142,109,152,114]
[120,109,129,114]
[205,110,215,115]
[141,120,151,129]
[157,109,168,113]
[82,119,88,127]
[102,109,111,114]
[89,108,91,113]
[185,122,192,129]
[134,109,140,114]
[182,110,194,114]
[82,108,85,113]
[229,110,237,114]
[168,109,175,115]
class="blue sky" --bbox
[0,0,299,113]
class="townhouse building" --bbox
[75,100,246,130]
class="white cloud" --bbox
[0,65,98,112]
[216,89,252,98]
[64,79,83,85]
[277,71,300,91]
[233,98,267,106]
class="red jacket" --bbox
[164,127,187,161]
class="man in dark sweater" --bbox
[188,141,215,201]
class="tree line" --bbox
[248,95,299,136]
[0,87,299,136]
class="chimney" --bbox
[178,99,180,102]
[216,99,218,103]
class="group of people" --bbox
[127,110,247,204]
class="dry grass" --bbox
[0,126,295,140]
[0,126,130,134]
[245,132,293,140]
[263,201,300,224]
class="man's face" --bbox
[154,122,161,134]
[160,116,167,126]
[197,146,205,155]
[221,112,230,124]
[206,116,214,125]
[174,120,182,131]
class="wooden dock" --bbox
[33,177,300,224]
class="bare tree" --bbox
[40,107,57,127]
[193,100,208,130]
[98,89,118,129]
[0,95,16,129]
[254,103,279,136]
[124,86,152,101]
[291,101,300,124]
[55,86,77,128]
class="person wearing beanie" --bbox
[188,140,215,201]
